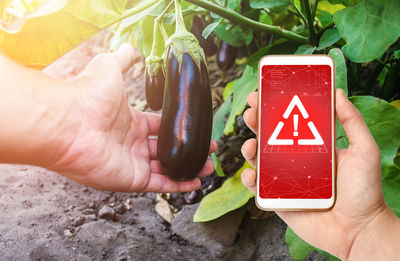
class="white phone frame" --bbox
[256,55,336,211]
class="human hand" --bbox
[240,89,398,259]
[51,44,216,192]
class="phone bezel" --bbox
[256,55,336,211]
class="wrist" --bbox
[348,205,400,260]
[34,81,82,170]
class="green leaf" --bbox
[316,9,333,27]
[214,23,253,47]
[382,179,400,217]
[194,161,254,222]
[227,0,241,10]
[317,0,345,15]
[247,38,301,69]
[109,1,165,52]
[295,44,316,54]
[317,27,341,50]
[212,96,232,141]
[250,0,291,12]
[212,153,225,177]
[285,227,314,260]
[202,19,221,39]
[224,66,258,135]
[333,0,400,63]
[211,96,232,177]
[349,97,400,180]
[328,48,348,95]
[223,81,234,100]
[328,0,360,6]
[0,0,159,68]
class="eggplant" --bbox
[217,41,237,70]
[157,48,212,181]
[191,16,217,57]
[145,66,165,110]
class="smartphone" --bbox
[256,55,336,211]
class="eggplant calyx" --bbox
[145,55,164,78]
[166,31,206,73]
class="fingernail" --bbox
[337,88,345,96]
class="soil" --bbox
[0,30,326,260]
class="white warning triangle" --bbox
[268,95,324,145]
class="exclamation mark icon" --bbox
[293,114,298,136]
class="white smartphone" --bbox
[256,55,336,211]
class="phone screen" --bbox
[259,64,333,199]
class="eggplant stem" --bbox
[174,0,187,33]
[156,0,174,41]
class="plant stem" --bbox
[174,0,187,33]
[104,0,161,29]
[382,61,400,100]
[156,0,174,41]
[184,0,308,43]
[303,0,316,45]
[312,0,319,20]
[315,21,334,39]
[292,5,307,25]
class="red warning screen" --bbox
[259,65,333,199]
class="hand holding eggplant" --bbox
[157,0,213,181]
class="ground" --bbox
[0,30,326,260]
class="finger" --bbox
[150,159,213,177]
[113,43,135,72]
[149,138,158,159]
[209,140,217,154]
[150,160,163,174]
[142,174,201,193]
[241,138,257,168]
[198,160,214,178]
[247,92,258,109]
[143,111,161,136]
[243,108,257,134]
[241,168,256,194]
[335,89,375,148]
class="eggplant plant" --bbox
[1,0,400,260]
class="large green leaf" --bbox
[224,66,258,135]
[349,96,400,180]
[193,161,254,222]
[0,0,159,68]
[333,0,400,63]
[329,48,348,95]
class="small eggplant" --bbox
[217,41,237,70]
[157,32,212,181]
[191,16,217,56]
[145,56,165,110]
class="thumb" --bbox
[112,43,135,72]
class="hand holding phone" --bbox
[241,65,397,260]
